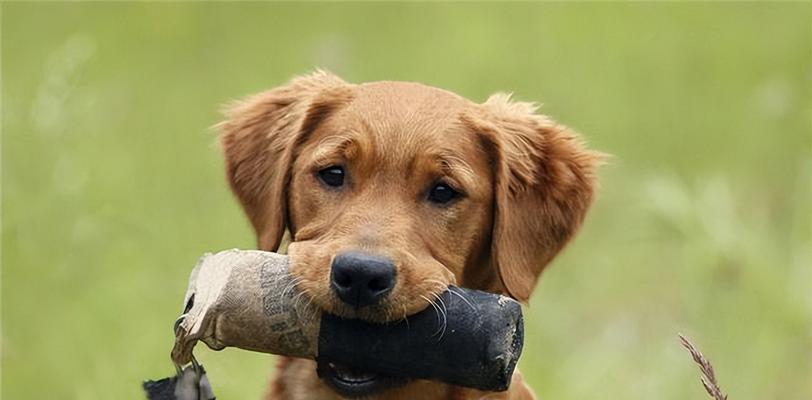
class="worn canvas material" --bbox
[171,250,319,365]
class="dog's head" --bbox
[221,71,599,396]
[220,71,599,321]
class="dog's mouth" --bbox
[317,359,409,397]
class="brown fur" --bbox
[220,71,601,400]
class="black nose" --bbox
[330,251,396,309]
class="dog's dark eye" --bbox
[317,166,345,187]
[427,182,459,204]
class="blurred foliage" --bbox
[2,3,810,399]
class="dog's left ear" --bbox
[464,94,603,302]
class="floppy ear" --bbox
[219,71,352,251]
[465,93,602,302]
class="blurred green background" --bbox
[2,2,810,399]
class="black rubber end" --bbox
[317,286,524,391]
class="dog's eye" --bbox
[427,182,459,204]
[317,166,345,187]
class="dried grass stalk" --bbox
[678,333,729,400]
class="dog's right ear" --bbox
[219,71,352,251]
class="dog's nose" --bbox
[330,251,396,309]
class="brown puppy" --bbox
[219,71,600,400]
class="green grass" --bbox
[2,3,810,399]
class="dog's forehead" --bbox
[342,81,472,131]
[312,81,486,169]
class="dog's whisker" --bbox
[290,286,306,303]
[422,279,446,293]
[300,287,322,322]
[400,304,410,329]
[293,287,320,324]
[425,294,445,338]
[419,294,443,337]
[280,276,304,300]
[431,292,448,340]
[303,293,319,320]
[279,281,293,299]
[291,288,311,311]
[448,286,476,312]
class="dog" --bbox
[219,71,600,400]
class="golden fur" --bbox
[219,71,600,400]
